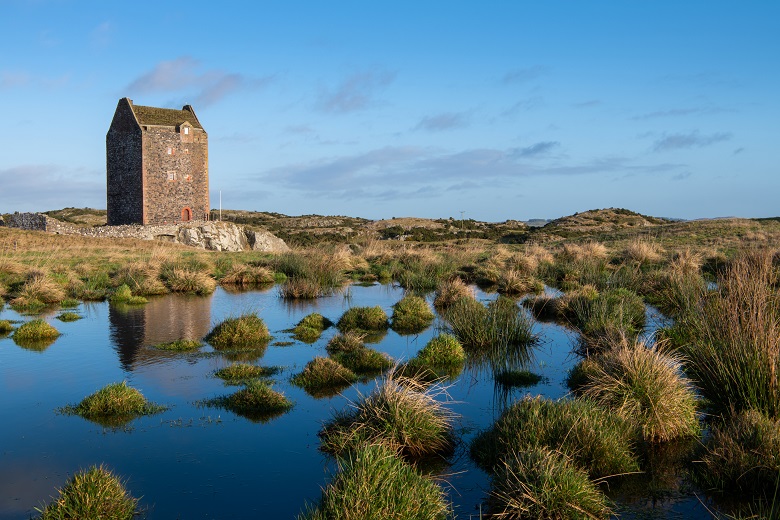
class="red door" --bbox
[181,207,192,222]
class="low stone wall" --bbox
[4,213,289,253]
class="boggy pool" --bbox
[0,283,709,519]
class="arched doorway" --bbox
[181,207,192,222]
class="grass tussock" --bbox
[337,306,390,333]
[205,313,271,350]
[220,264,274,285]
[497,269,544,297]
[412,334,465,368]
[55,311,81,322]
[0,320,13,334]
[697,409,780,496]
[13,319,60,341]
[433,277,475,309]
[109,284,148,305]
[213,380,293,422]
[488,446,612,520]
[319,372,455,459]
[291,357,358,397]
[680,250,780,418]
[214,363,279,384]
[293,313,333,343]
[569,288,646,355]
[298,443,449,520]
[576,339,699,443]
[390,295,435,334]
[326,332,393,375]
[444,296,537,356]
[471,396,639,479]
[280,278,328,299]
[10,272,66,311]
[152,339,202,351]
[623,239,664,264]
[35,465,138,520]
[63,382,165,426]
[162,268,216,295]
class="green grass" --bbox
[161,267,217,295]
[488,446,612,520]
[0,319,15,333]
[210,380,293,422]
[337,306,389,333]
[390,295,435,334]
[494,369,543,388]
[412,334,465,367]
[109,284,148,305]
[152,339,202,351]
[319,373,455,459]
[13,319,60,341]
[59,298,80,308]
[291,357,358,397]
[293,313,333,343]
[35,465,138,520]
[332,345,392,375]
[62,382,166,427]
[471,396,639,479]
[569,288,646,355]
[576,340,700,443]
[204,313,271,350]
[214,363,279,384]
[697,409,780,496]
[55,311,82,322]
[298,443,449,520]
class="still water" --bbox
[0,284,707,519]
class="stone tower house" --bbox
[106,98,209,225]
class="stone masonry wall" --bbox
[106,99,144,225]
[143,126,209,225]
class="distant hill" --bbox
[533,208,671,240]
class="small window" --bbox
[167,171,177,181]
[184,127,189,135]
[167,147,174,155]
[184,174,193,182]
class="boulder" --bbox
[246,229,291,253]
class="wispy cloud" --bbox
[502,65,548,84]
[0,71,30,89]
[511,141,560,158]
[0,165,103,211]
[90,21,113,48]
[573,99,601,109]
[652,130,732,152]
[317,69,396,113]
[501,96,544,117]
[414,112,470,132]
[125,56,272,107]
[632,106,728,120]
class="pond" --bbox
[0,283,709,519]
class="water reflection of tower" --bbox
[108,294,212,370]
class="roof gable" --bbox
[132,104,204,130]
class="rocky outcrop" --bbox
[4,213,289,253]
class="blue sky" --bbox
[1,1,778,221]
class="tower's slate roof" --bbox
[131,104,203,130]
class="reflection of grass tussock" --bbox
[337,306,389,333]
[205,313,271,350]
[291,357,357,397]
[13,319,60,341]
[471,396,638,479]
[298,443,449,520]
[62,382,166,426]
[152,339,202,351]
[488,446,612,520]
[319,373,455,459]
[35,465,139,520]
[212,381,293,422]
[575,340,699,443]
[697,409,780,496]
[494,369,542,388]
[390,295,434,334]
[214,363,279,384]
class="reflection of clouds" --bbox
[0,460,70,517]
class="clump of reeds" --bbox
[522,294,564,322]
[62,382,166,426]
[393,253,457,292]
[109,284,148,305]
[220,264,274,285]
[337,306,389,333]
[623,239,663,265]
[273,251,345,299]
[319,372,455,459]
[444,296,536,354]
[411,334,465,368]
[494,369,543,388]
[214,380,293,422]
[696,409,780,496]
[390,295,435,334]
[152,339,202,351]
[10,272,66,310]
[569,288,646,355]
[292,313,333,343]
[488,446,612,520]
[162,268,216,295]
[471,396,638,479]
[0,320,13,334]
[56,311,81,322]
[678,251,780,417]
[330,341,392,375]
[204,313,271,350]
[497,269,544,297]
[298,443,449,520]
[13,319,60,341]
[669,248,703,274]
[291,357,358,397]
[280,278,328,299]
[214,363,279,384]
[433,277,474,309]
[576,339,700,443]
[35,465,138,520]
